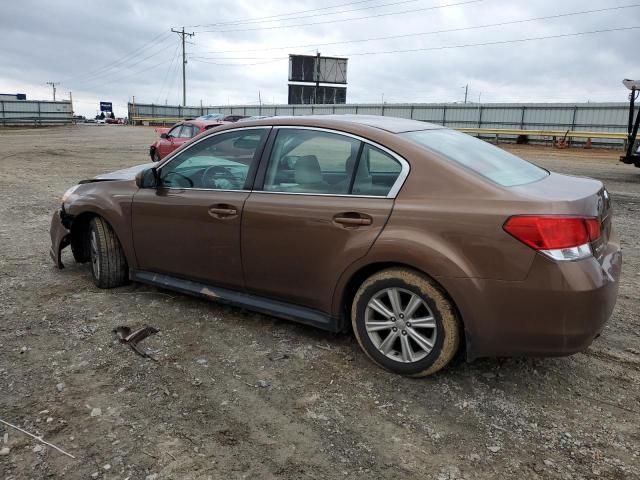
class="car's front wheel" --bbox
[352,268,460,376]
[89,217,128,289]
[152,150,161,162]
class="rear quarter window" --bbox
[401,129,548,187]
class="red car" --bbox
[149,120,227,161]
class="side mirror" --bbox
[135,168,159,188]
[160,133,169,139]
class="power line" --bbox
[189,57,282,66]
[195,0,483,34]
[341,25,640,57]
[190,48,317,66]
[71,57,176,94]
[166,54,183,104]
[189,0,424,29]
[61,31,173,84]
[188,26,640,66]
[184,0,391,28]
[155,44,181,104]
[192,4,640,56]
[70,38,175,89]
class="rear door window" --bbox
[263,129,361,194]
[352,144,402,196]
[401,129,547,186]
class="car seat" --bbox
[290,155,330,193]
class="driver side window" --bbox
[159,129,268,190]
[168,125,182,138]
[178,125,194,138]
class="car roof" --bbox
[224,114,444,134]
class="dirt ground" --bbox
[0,125,639,480]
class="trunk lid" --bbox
[510,172,612,258]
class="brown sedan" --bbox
[50,115,621,376]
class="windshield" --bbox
[401,129,548,187]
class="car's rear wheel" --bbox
[352,268,460,376]
[152,150,161,162]
[89,217,128,289]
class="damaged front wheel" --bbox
[89,217,128,288]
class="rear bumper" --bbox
[440,233,622,360]
[50,209,71,269]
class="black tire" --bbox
[89,217,128,289]
[152,150,161,162]
[352,268,460,377]
[71,229,90,263]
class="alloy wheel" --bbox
[364,287,437,363]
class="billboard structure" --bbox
[288,85,346,104]
[288,54,347,105]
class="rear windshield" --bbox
[401,129,548,186]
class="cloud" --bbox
[1,0,638,116]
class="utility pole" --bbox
[171,27,195,106]
[46,82,59,101]
[463,84,468,104]
[314,51,321,105]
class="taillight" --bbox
[584,218,601,242]
[503,215,600,261]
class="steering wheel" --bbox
[202,165,239,189]
[162,171,194,188]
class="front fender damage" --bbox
[49,208,73,269]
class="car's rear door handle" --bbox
[333,213,373,227]
[208,204,238,218]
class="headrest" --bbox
[295,155,323,184]
[345,154,368,174]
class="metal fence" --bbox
[0,100,74,126]
[129,101,629,145]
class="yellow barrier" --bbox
[457,127,626,140]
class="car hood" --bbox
[93,163,155,181]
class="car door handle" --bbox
[208,204,238,218]
[333,213,373,227]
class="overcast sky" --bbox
[1,0,638,116]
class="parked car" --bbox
[195,113,225,121]
[50,115,621,376]
[223,115,249,122]
[238,115,272,122]
[149,119,227,161]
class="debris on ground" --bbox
[0,417,75,458]
[113,325,159,360]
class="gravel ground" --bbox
[0,125,638,480]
